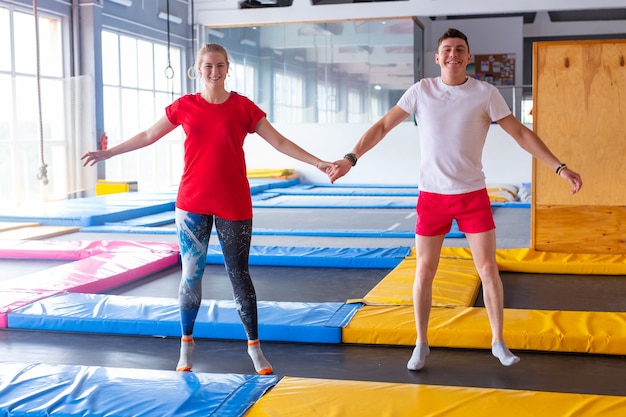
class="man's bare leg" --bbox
[466,230,519,366]
[407,234,445,371]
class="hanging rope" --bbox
[187,0,198,80]
[164,0,175,101]
[33,0,48,185]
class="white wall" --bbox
[244,123,531,187]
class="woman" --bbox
[82,43,335,375]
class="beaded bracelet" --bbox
[344,153,358,167]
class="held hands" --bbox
[559,168,583,194]
[316,160,338,175]
[328,158,353,184]
[81,150,111,167]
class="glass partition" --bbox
[206,18,423,123]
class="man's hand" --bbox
[560,168,583,194]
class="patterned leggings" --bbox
[175,208,259,340]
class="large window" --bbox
[206,18,421,124]
[0,6,68,207]
[101,31,184,191]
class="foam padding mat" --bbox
[353,248,481,307]
[0,225,80,240]
[0,221,40,232]
[8,293,358,343]
[441,247,626,275]
[251,193,419,209]
[342,305,626,354]
[244,376,626,417]
[207,245,411,269]
[0,192,176,226]
[0,362,277,417]
[0,239,179,260]
[0,179,297,227]
[257,183,420,196]
[0,240,180,328]
[0,252,179,294]
[247,168,297,178]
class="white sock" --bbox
[176,336,196,372]
[492,341,520,366]
[247,340,273,375]
[407,343,430,371]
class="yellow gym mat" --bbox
[0,222,40,232]
[441,247,626,275]
[0,225,80,240]
[351,248,481,308]
[247,168,297,179]
[343,305,626,354]
[245,376,626,417]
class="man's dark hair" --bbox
[438,28,470,52]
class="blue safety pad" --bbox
[0,362,277,417]
[206,245,412,269]
[80,224,178,233]
[491,201,531,208]
[0,192,175,227]
[80,225,463,239]
[264,184,419,196]
[8,293,357,343]
[109,210,176,226]
[0,179,298,227]
[251,193,418,208]
[249,177,300,194]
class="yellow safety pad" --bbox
[487,183,519,197]
[245,376,626,417]
[441,247,626,275]
[247,168,297,178]
[354,250,481,307]
[0,225,80,240]
[95,180,138,195]
[487,189,516,202]
[0,222,40,232]
[342,305,626,354]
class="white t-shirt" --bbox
[397,77,511,194]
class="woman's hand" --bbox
[81,150,111,167]
[316,160,338,175]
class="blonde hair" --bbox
[196,43,230,70]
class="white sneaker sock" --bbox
[492,341,520,366]
[247,340,273,375]
[407,343,430,371]
[176,335,196,372]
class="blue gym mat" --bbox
[258,183,419,196]
[7,293,360,343]
[0,362,277,417]
[206,245,412,268]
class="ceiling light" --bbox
[207,29,225,39]
[107,0,132,6]
[158,12,182,24]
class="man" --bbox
[329,28,582,370]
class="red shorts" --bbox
[415,189,495,236]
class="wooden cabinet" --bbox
[532,40,626,253]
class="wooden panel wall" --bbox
[532,40,626,254]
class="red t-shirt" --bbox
[166,92,265,220]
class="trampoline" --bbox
[0,180,624,416]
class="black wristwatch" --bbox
[343,153,357,166]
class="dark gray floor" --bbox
[1,206,626,398]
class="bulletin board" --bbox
[467,54,515,86]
